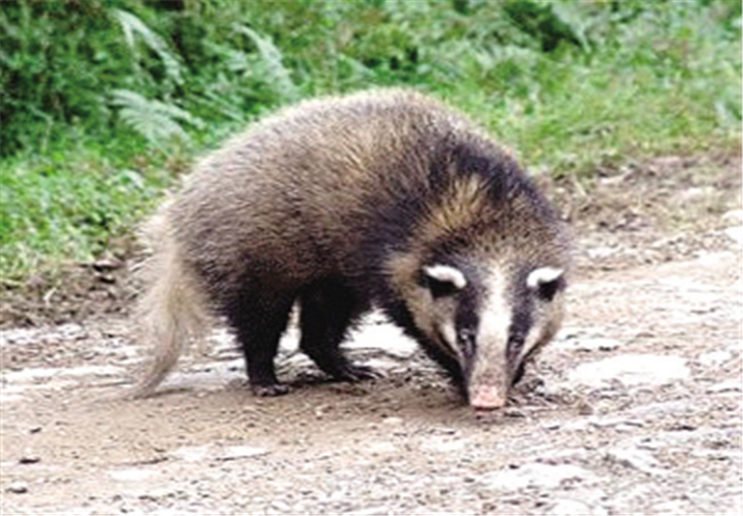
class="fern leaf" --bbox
[233,24,298,102]
[111,90,204,147]
[111,9,183,86]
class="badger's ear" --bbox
[423,264,467,297]
[526,267,563,288]
[527,267,564,301]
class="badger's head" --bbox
[425,260,566,408]
[386,176,570,411]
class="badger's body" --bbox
[134,89,570,410]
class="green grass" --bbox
[0,140,179,281]
[0,0,740,282]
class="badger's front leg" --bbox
[225,289,296,396]
[299,279,377,382]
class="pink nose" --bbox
[470,385,508,411]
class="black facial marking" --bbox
[511,361,526,386]
[419,271,461,299]
[455,285,481,381]
[535,274,565,302]
[507,274,535,369]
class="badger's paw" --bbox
[251,382,290,397]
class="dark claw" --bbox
[251,383,290,397]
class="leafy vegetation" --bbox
[1,0,740,281]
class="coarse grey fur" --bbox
[132,88,571,409]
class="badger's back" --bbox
[167,89,518,298]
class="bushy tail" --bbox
[130,207,210,398]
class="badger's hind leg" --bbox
[299,280,377,382]
[224,289,297,396]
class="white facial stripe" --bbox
[470,271,511,388]
[424,264,467,290]
[518,324,542,364]
[527,267,564,289]
[439,320,458,355]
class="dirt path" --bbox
[1,155,741,515]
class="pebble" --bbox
[216,446,270,461]
[342,507,388,515]
[366,441,397,455]
[699,350,733,367]
[504,408,527,418]
[170,445,212,463]
[722,210,743,224]
[19,453,41,465]
[382,416,403,426]
[589,417,644,430]
[270,500,291,512]
[108,469,157,482]
[542,421,562,431]
[724,227,742,246]
[555,337,621,353]
[706,380,742,394]
[420,439,466,453]
[605,447,663,475]
[6,481,28,494]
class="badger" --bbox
[133,88,570,411]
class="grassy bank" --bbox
[1,0,740,282]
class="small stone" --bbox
[605,447,662,475]
[170,445,211,462]
[96,274,116,284]
[699,350,733,367]
[724,227,742,246]
[7,481,28,494]
[19,454,41,465]
[108,469,157,482]
[578,401,595,415]
[92,259,123,271]
[270,500,290,512]
[556,337,621,353]
[668,422,697,431]
[722,210,743,224]
[421,439,465,453]
[216,446,269,461]
[343,507,388,516]
[706,380,741,394]
[590,417,644,430]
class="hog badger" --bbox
[133,89,570,410]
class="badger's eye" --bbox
[427,277,460,298]
[535,278,562,301]
[526,267,564,302]
[422,264,467,298]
